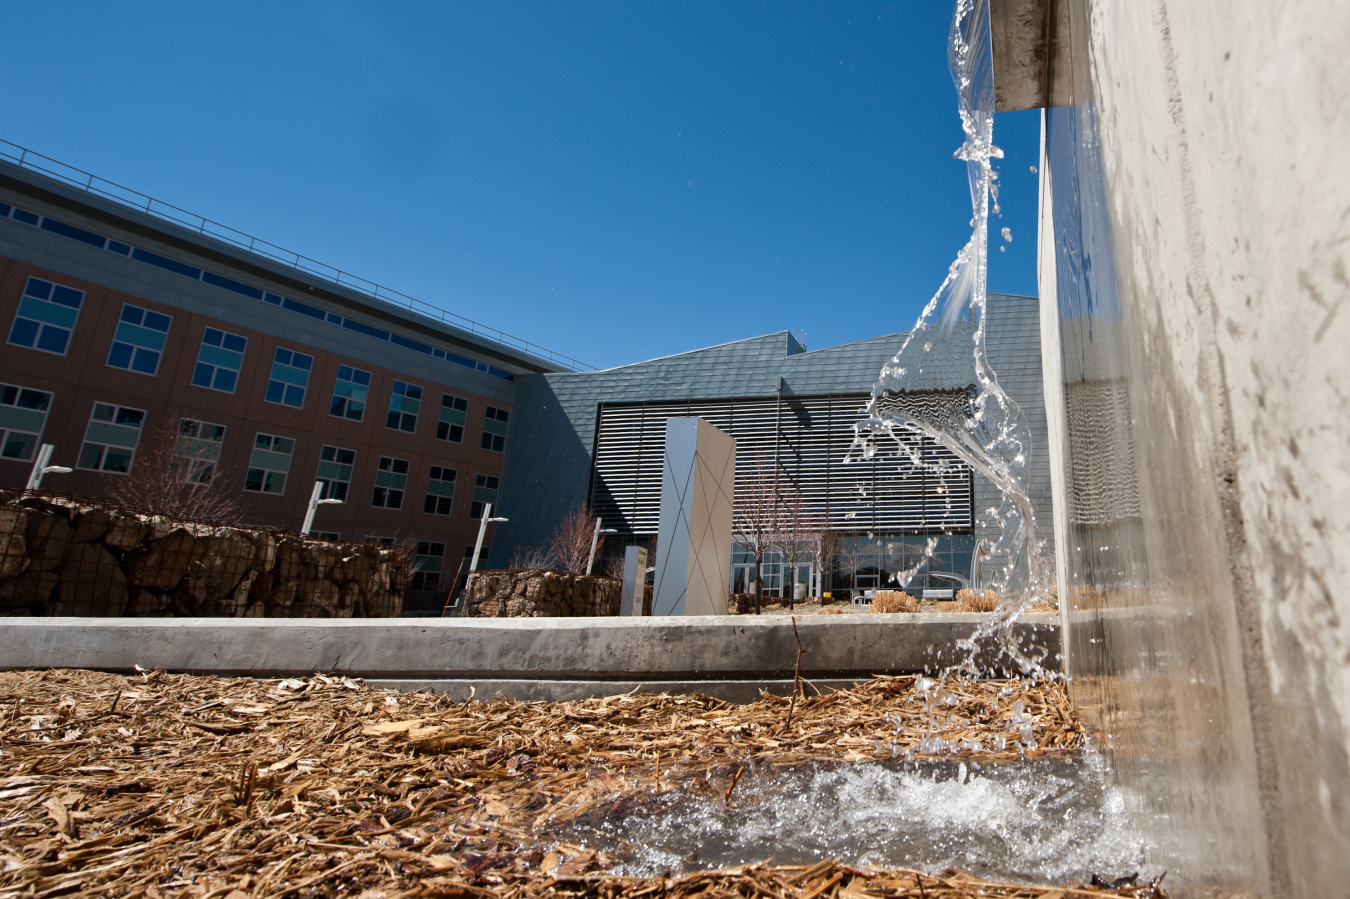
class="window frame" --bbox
[385,380,423,434]
[7,276,85,357]
[423,464,457,516]
[316,444,357,502]
[330,364,372,422]
[175,418,227,485]
[191,327,249,395]
[480,405,510,452]
[244,432,295,495]
[469,473,501,520]
[371,455,411,509]
[0,382,54,462]
[264,346,315,409]
[106,303,172,377]
[436,393,469,443]
[76,401,147,475]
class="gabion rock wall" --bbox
[0,493,408,617]
[464,569,621,618]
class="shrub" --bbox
[871,591,918,613]
[957,588,1000,612]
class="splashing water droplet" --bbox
[1001,226,1012,242]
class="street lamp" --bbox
[25,444,71,493]
[586,520,618,575]
[470,503,508,574]
[301,481,343,536]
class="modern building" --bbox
[495,294,1053,597]
[0,149,590,609]
[0,143,1052,608]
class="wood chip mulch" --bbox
[0,668,1161,899]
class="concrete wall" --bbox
[1000,0,1350,895]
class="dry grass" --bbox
[957,589,1000,613]
[870,591,918,613]
[0,668,1148,899]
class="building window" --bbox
[191,327,248,393]
[244,433,294,494]
[8,276,84,356]
[410,542,445,591]
[330,365,371,421]
[470,474,500,519]
[365,535,396,546]
[423,465,457,515]
[386,381,422,433]
[264,347,314,408]
[371,456,410,509]
[462,543,489,572]
[436,394,468,442]
[76,402,145,474]
[175,419,226,484]
[316,445,356,502]
[107,304,172,375]
[309,530,341,541]
[0,383,53,461]
[481,406,510,452]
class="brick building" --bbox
[0,154,587,608]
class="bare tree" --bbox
[109,417,243,523]
[508,544,554,571]
[732,459,788,613]
[548,504,601,574]
[775,483,813,611]
[837,532,871,598]
[808,514,841,603]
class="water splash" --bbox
[850,0,1053,673]
[558,758,1150,886]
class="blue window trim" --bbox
[5,204,514,380]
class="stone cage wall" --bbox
[463,569,621,618]
[0,491,410,618]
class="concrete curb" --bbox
[0,614,1060,690]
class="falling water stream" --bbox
[849,0,1054,673]
[553,1,1143,885]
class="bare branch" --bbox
[547,504,600,574]
[107,415,244,524]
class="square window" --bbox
[371,456,410,509]
[316,445,357,502]
[8,276,84,357]
[176,418,227,484]
[386,380,422,433]
[436,394,468,442]
[245,432,294,494]
[265,346,314,409]
[330,364,372,421]
[0,382,53,462]
[107,303,171,377]
[470,474,501,519]
[192,327,247,394]
[423,464,457,516]
[77,401,145,474]
[411,541,445,591]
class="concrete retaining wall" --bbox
[0,614,1059,700]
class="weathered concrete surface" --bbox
[1007,0,1350,895]
[368,678,871,704]
[0,614,1059,681]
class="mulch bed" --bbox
[0,668,1162,898]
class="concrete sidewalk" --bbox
[0,613,1060,701]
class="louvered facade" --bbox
[590,392,974,536]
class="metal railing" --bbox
[0,138,594,372]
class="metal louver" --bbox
[589,392,973,535]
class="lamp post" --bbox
[470,503,508,574]
[24,444,71,493]
[301,481,343,536]
[586,520,618,575]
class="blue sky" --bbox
[1,2,1039,371]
